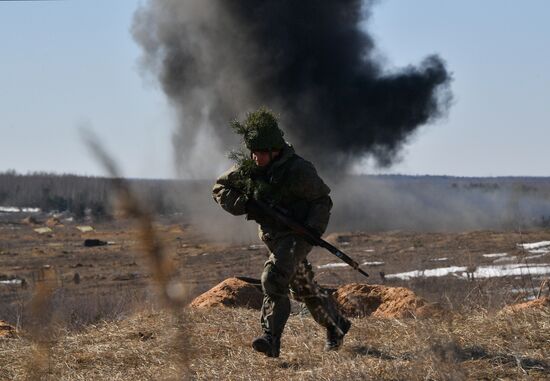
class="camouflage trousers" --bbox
[260,234,348,338]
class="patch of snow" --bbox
[319,261,385,269]
[493,256,517,263]
[0,206,20,213]
[430,257,448,262]
[386,266,468,280]
[526,248,550,254]
[34,227,52,234]
[247,244,264,251]
[0,279,22,285]
[518,241,550,250]
[318,263,348,269]
[363,249,375,252]
[0,206,40,213]
[76,226,94,233]
[482,253,508,258]
[362,261,385,266]
[464,264,550,279]
[525,254,547,260]
[21,207,40,213]
[386,263,550,280]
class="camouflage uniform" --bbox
[213,138,350,356]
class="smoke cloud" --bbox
[132,0,452,177]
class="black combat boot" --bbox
[324,319,351,351]
[252,334,281,358]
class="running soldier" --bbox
[212,107,350,358]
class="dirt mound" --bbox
[0,320,16,339]
[190,277,263,309]
[167,224,184,234]
[333,283,444,318]
[501,296,550,314]
[21,216,39,225]
[191,278,443,319]
[46,217,62,227]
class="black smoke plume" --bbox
[132,0,452,177]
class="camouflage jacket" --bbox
[212,144,332,240]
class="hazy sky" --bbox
[1,0,549,179]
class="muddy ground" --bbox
[1,213,550,326]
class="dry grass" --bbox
[0,136,193,380]
[2,137,548,380]
[86,132,192,376]
[1,306,548,380]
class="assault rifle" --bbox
[249,198,369,279]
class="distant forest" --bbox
[0,170,191,219]
[2,171,550,231]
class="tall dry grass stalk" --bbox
[84,134,193,379]
[23,266,59,381]
[537,278,549,299]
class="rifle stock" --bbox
[251,198,369,278]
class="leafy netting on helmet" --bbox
[230,107,285,151]
[228,108,285,203]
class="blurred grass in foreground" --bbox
[1,306,549,380]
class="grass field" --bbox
[2,209,550,380]
[1,305,549,380]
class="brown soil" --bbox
[1,217,550,379]
[190,277,263,309]
[1,216,550,326]
[0,320,16,338]
[20,216,38,225]
[190,277,445,319]
[45,217,62,227]
[501,296,550,314]
[333,283,444,318]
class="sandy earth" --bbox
[1,214,550,324]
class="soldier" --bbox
[212,107,351,358]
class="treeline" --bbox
[3,171,550,230]
[0,171,191,219]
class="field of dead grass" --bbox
[2,167,550,380]
[1,305,549,380]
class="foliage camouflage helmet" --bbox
[231,107,285,151]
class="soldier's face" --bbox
[252,150,280,167]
